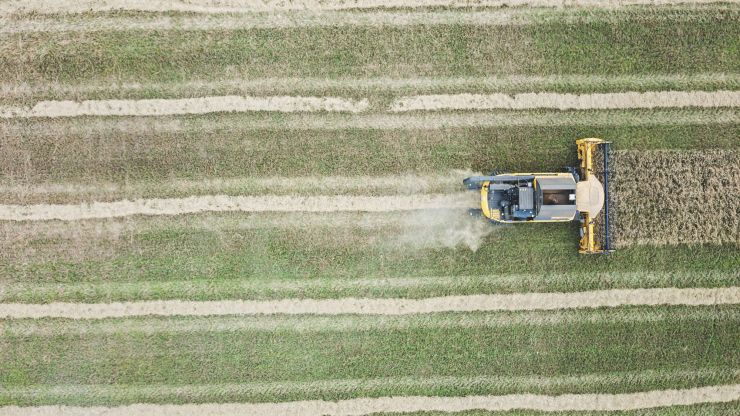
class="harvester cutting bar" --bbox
[576,138,613,254]
[602,141,611,252]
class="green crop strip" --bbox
[1,310,738,399]
[3,217,738,287]
[2,122,736,182]
[2,12,737,84]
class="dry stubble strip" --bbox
[0,385,738,415]
[389,91,740,111]
[1,287,738,319]
[3,91,737,118]
[0,172,471,202]
[0,193,476,222]
[0,96,369,118]
[0,0,731,15]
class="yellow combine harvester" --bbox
[464,138,613,254]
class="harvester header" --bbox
[464,138,613,254]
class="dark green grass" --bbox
[1,310,737,401]
[2,13,737,84]
[2,122,736,183]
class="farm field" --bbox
[0,0,739,415]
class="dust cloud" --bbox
[394,208,501,251]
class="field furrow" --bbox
[3,119,738,192]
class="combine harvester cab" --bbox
[463,138,613,254]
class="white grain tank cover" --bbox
[576,175,605,216]
[536,175,576,191]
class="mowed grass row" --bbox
[1,306,738,405]
[2,122,737,189]
[1,211,738,303]
[1,10,737,86]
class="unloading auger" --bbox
[463,138,613,254]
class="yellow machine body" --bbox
[464,138,613,254]
[479,172,578,224]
